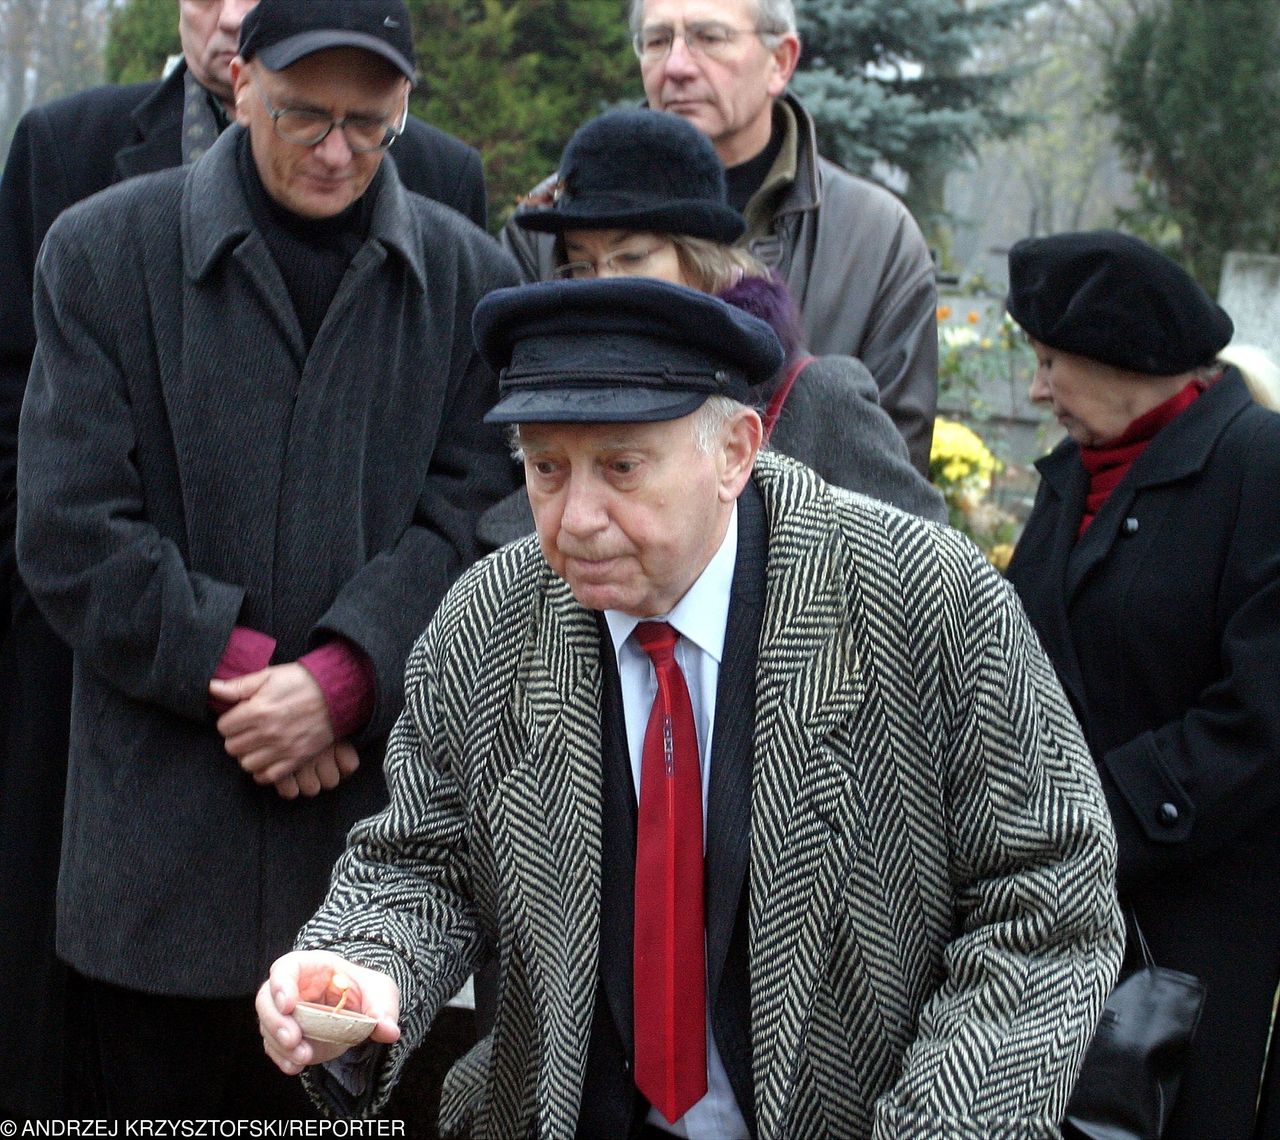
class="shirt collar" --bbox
[604,503,738,663]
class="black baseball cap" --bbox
[239,0,417,84]
[475,278,783,424]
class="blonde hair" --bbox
[669,235,768,293]
[1215,344,1280,410]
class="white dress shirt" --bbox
[604,504,749,1140]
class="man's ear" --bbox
[230,57,252,127]
[767,33,801,98]
[718,407,763,503]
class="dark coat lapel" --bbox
[705,481,767,1124]
[114,65,186,182]
[595,617,636,1064]
[1025,445,1091,714]
[169,129,302,584]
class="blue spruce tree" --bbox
[791,0,1033,236]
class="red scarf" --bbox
[1077,381,1205,536]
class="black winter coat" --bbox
[0,63,490,1113]
[15,126,519,997]
[1006,368,1280,1140]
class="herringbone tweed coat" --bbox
[301,453,1122,1138]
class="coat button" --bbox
[1123,517,1140,535]
[1158,802,1180,826]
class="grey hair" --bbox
[692,395,751,453]
[629,0,797,38]
[1215,344,1280,410]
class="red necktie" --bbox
[631,621,707,1123]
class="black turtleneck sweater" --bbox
[236,133,381,349]
[724,112,784,214]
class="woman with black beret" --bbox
[1004,229,1280,1139]
[476,108,945,548]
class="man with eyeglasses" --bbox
[0,0,491,1117]
[502,0,939,477]
[14,0,518,1117]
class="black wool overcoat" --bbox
[1006,368,1280,1140]
[0,61,491,1113]
[15,125,519,997]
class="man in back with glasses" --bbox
[14,0,517,1116]
[502,0,939,475]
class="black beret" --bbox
[1006,230,1232,375]
[475,278,783,424]
[240,0,416,83]
[515,109,744,244]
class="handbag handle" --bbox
[761,354,815,441]
[1129,908,1157,970]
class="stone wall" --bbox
[1220,252,1280,361]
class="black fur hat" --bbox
[515,109,745,243]
[1007,230,1233,375]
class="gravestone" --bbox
[1219,252,1280,360]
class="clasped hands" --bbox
[209,664,359,800]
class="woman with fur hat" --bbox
[476,108,944,548]
[1004,230,1280,1140]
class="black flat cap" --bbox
[1007,230,1233,375]
[476,278,783,424]
[515,109,744,243]
[239,0,417,83]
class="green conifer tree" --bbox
[1105,0,1280,289]
[411,0,639,229]
[792,0,1033,236]
[105,0,178,85]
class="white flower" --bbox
[942,326,980,349]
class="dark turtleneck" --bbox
[236,132,381,349]
[724,111,784,214]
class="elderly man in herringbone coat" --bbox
[259,279,1123,1138]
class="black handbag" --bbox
[1064,915,1206,1140]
